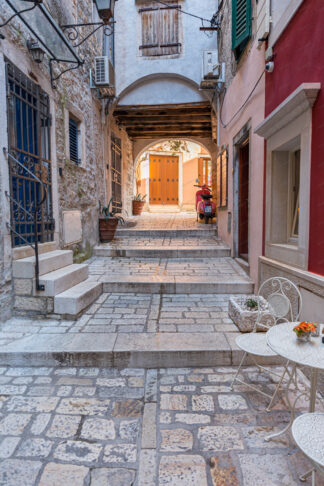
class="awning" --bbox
[5,0,82,64]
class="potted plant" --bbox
[132,194,146,216]
[293,321,317,341]
[99,198,124,242]
[228,295,272,333]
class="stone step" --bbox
[12,250,73,279]
[13,240,57,260]
[54,279,102,317]
[94,245,231,258]
[115,228,217,238]
[36,264,89,297]
[100,276,254,294]
[0,332,284,368]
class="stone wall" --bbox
[0,0,109,319]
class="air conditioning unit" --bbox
[202,50,220,79]
[94,56,115,86]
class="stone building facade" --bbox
[0,0,133,319]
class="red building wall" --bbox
[265,0,324,275]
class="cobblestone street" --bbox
[0,365,323,486]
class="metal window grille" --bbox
[111,134,122,212]
[6,61,54,247]
[69,117,80,165]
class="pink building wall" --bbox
[218,42,265,284]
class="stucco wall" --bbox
[264,0,324,276]
[217,1,265,285]
[115,0,218,98]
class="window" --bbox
[69,117,81,165]
[139,2,181,56]
[232,0,252,59]
[289,149,300,239]
[216,148,228,208]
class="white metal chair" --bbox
[292,413,324,486]
[231,276,302,410]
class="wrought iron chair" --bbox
[292,413,324,486]
[231,276,302,411]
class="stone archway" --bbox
[133,138,216,211]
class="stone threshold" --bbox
[0,332,284,368]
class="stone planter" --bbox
[99,217,118,242]
[228,296,273,333]
[132,200,145,215]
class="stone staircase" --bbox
[13,243,102,319]
[92,226,254,295]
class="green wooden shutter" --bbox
[232,0,252,51]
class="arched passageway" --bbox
[134,140,213,212]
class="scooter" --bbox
[194,183,216,224]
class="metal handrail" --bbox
[3,147,47,291]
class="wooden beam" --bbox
[115,102,210,111]
[126,127,211,133]
[116,115,212,123]
[130,133,211,139]
[121,122,212,129]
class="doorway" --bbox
[238,139,249,260]
[149,154,179,205]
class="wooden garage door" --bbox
[149,155,179,205]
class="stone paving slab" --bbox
[0,364,322,486]
[0,293,282,367]
[88,257,253,294]
[118,212,217,231]
[94,236,229,259]
[0,332,283,368]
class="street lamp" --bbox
[27,39,46,63]
[94,0,117,23]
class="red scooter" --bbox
[194,184,216,224]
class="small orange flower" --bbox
[293,321,316,336]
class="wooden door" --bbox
[238,142,249,259]
[149,155,179,205]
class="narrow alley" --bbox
[0,0,323,484]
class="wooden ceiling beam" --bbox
[120,122,212,130]
[129,133,211,139]
[115,102,210,112]
[116,113,210,124]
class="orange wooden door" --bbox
[149,155,179,204]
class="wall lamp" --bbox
[27,39,46,63]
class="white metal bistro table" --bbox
[265,322,324,442]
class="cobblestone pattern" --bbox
[98,236,224,248]
[88,257,249,279]
[0,294,240,341]
[0,365,322,485]
[120,212,217,230]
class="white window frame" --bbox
[255,83,320,269]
